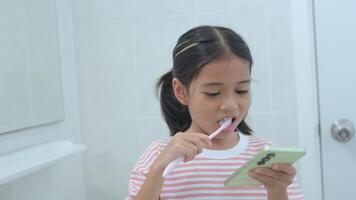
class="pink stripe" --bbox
[164,181,266,189]
[164,180,223,187]
[137,149,160,166]
[249,138,268,143]
[171,168,235,175]
[287,192,304,196]
[288,186,302,190]
[249,137,270,143]
[137,151,159,169]
[180,161,246,167]
[166,174,227,181]
[290,198,305,200]
[161,192,267,199]
[195,154,253,160]
[246,144,269,149]
[130,175,144,182]
[139,142,159,161]
[139,141,167,163]
[129,181,142,188]
[162,186,267,193]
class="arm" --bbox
[267,189,288,200]
[133,163,165,200]
[132,132,210,200]
[249,164,297,200]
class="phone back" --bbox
[224,146,306,187]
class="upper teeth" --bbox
[218,118,233,125]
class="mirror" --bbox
[0,0,64,134]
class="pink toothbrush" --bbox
[162,118,232,178]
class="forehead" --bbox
[194,56,251,85]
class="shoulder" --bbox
[245,134,275,151]
[145,138,171,153]
[138,138,171,161]
[132,138,171,173]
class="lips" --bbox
[217,117,237,133]
[222,121,236,133]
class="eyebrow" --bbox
[201,79,251,87]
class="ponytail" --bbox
[156,70,191,136]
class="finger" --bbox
[170,134,203,158]
[249,171,287,188]
[180,141,200,162]
[188,133,211,146]
[272,164,297,175]
[252,167,294,185]
[182,136,206,149]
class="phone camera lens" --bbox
[257,161,265,165]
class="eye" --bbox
[236,90,249,95]
[204,92,220,97]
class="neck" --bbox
[208,132,239,150]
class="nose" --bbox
[219,93,239,114]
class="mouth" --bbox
[216,117,238,133]
[217,117,236,126]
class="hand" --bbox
[249,164,296,194]
[152,132,211,171]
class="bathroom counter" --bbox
[0,140,86,186]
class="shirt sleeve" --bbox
[126,140,167,199]
[286,178,306,200]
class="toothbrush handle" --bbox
[162,156,184,178]
[208,125,225,140]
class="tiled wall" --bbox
[72,0,302,199]
[0,0,86,200]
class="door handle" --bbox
[331,119,355,142]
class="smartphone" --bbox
[224,146,306,187]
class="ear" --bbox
[172,78,189,106]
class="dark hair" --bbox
[156,26,253,136]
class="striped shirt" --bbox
[128,132,305,200]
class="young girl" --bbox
[127,26,304,200]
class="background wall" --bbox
[0,0,86,199]
[71,0,321,199]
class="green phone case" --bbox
[224,146,306,187]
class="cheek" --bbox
[188,97,216,118]
[239,95,251,111]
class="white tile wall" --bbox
[131,0,196,19]
[0,0,26,31]
[72,0,303,199]
[25,0,57,28]
[0,0,86,200]
[0,182,14,200]
[81,118,142,199]
[75,20,138,121]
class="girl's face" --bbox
[174,56,251,139]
